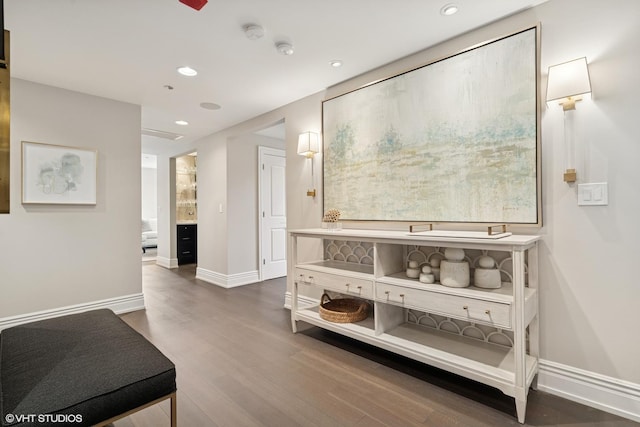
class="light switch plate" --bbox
[578,182,608,206]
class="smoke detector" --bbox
[243,24,264,40]
[276,42,294,56]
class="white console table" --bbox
[289,228,539,423]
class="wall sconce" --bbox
[297,132,319,197]
[546,57,592,183]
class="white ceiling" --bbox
[5,0,548,154]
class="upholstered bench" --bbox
[0,309,176,427]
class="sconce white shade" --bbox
[546,57,592,110]
[297,132,320,158]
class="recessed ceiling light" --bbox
[243,24,264,40]
[177,66,197,77]
[440,4,458,16]
[175,120,189,126]
[275,42,294,56]
[330,60,343,68]
[200,102,221,110]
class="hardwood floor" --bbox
[116,264,637,427]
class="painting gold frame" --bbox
[0,30,10,213]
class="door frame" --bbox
[258,146,287,281]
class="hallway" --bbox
[115,264,636,426]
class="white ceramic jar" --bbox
[440,248,469,287]
[474,255,501,288]
[474,268,502,288]
[406,268,420,278]
[440,260,470,287]
[419,272,435,283]
[406,260,420,278]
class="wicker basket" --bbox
[319,293,369,323]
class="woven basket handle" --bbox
[355,302,368,315]
[321,293,332,304]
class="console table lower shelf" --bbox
[294,306,537,405]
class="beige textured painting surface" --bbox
[323,28,538,224]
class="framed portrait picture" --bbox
[22,141,97,205]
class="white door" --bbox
[259,147,287,280]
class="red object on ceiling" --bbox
[179,0,207,11]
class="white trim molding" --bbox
[283,291,318,310]
[156,256,179,269]
[0,293,145,331]
[538,359,640,423]
[196,268,260,288]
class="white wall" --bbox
[531,0,640,385]
[141,166,157,220]
[227,133,285,275]
[0,78,143,319]
[177,130,286,285]
[155,156,177,268]
[192,136,227,274]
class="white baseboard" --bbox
[538,359,640,423]
[156,256,179,269]
[196,268,260,288]
[0,293,145,331]
[283,291,319,310]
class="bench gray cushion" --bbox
[0,309,175,426]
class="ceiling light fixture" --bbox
[243,24,265,40]
[200,102,221,110]
[276,42,294,56]
[175,120,189,126]
[440,4,458,16]
[177,66,197,77]
[330,60,343,68]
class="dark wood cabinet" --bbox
[177,224,197,265]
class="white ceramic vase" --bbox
[406,267,420,279]
[440,260,470,287]
[474,268,502,289]
[419,273,435,283]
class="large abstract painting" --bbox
[323,27,540,225]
